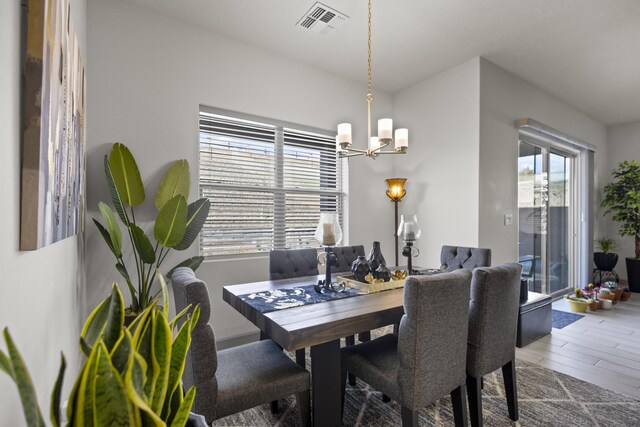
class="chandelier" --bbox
[336,0,408,159]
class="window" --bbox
[199,108,348,257]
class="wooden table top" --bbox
[223,274,406,351]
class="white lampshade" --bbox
[395,128,408,150]
[337,123,352,145]
[378,118,393,140]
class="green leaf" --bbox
[49,353,66,427]
[167,257,204,280]
[99,202,122,257]
[80,288,113,357]
[169,387,196,427]
[93,219,117,258]
[150,313,172,413]
[130,224,156,264]
[115,263,139,312]
[3,328,46,427]
[75,343,100,427]
[93,343,135,426]
[158,270,170,319]
[169,305,192,330]
[174,198,210,251]
[103,285,125,353]
[165,319,191,408]
[109,143,145,207]
[165,386,183,425]
[0,348,15,380]
[124,353,164,427]
[104,154,129,225]
[154,195,188,248]
[65,362,86,425]
[110,330,133,375]
[155,160,190,211]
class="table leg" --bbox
[310,339,341,427]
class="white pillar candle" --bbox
[403,223,415,241]
[378,118,393,140]
[322,223,336,246]
[395,128,408,150]
[337,123,352,145]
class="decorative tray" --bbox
[336,274,405,294]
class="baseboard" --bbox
[216,331,260,350]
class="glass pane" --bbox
[518,142,544,293]
[549,152,571,293]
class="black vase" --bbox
[375,263,392,282]
[626,258,640,293]
[351,256,371,283]
[368,241,387,272]
[594,252,619,271]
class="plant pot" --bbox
[597,292,615,302]
[621,291,632,301]
[588,300,599,311]
[594,252,619,271]
[565,297,589,313]
[601,299,613,310]
[611,288,623,304]
[626,258,640,293]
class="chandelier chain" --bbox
[367,0,372,101]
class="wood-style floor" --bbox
[516,292,640,399]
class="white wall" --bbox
[0,0,86,425]
[606,121,640,277]
[393,58,481,268]
[478,58,608,266]
[86,0,395,341]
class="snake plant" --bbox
[1,276,200,427]
[94,143,210,313]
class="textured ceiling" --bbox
[121,0,640,125]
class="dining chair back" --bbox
[269,248,319,280]
[172,267,311,426]
[341,269,473,426]
[440,245,491,272]
[331,245,366,273]
[466,263,522,427]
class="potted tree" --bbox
[601,160,640,292]
[593,237,619,271]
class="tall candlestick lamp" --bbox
[385,178,407,266]
[314,212,346,293]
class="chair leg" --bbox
[401,406,418,427]
[341,362,348,416]
[295,348,306,368]
[270,400,278,414]
[451,384,468,427]
[295,390,311,427]
[502,359,519,421]
[466,375,482,427]
[345,335,355,346]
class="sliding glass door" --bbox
[518,141,575,295]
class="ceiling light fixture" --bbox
[336,0,408,159]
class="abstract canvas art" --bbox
[21,0,85,250]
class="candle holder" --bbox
[398,214,422,275]
[314,212,346,293]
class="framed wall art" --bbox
[21,0,85,250]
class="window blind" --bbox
[199,111,348,256]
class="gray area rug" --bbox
[212,335,640,426]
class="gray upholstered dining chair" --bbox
[171,267,311,426]
[330,245,366,273]
[466,263,522,427]
[268,248,318,369]
[440,245,492,272]
[341,269,473,427]
[269,248,319,280]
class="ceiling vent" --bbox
[296,2,348,36]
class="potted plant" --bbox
[601,160,640,292]
[0,278,207,427]
[94,143,210,316]
[594,237,619,271]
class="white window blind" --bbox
[199,110,348,257]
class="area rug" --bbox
[211,340,640,426]
[552,309,584,329]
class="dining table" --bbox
[222,269,433,426]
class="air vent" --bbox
[296,2,348,36]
